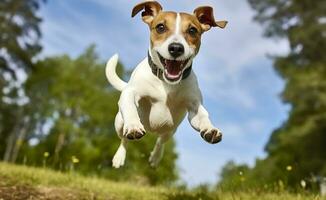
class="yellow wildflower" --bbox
[286,165,292,171]
[300,180,306,188]
[71,156,79,164]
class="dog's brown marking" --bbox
[180,13,203,54]
[193,6,228,31]
[132,1,228,52]
[132,1,163,25]
[149,12,177,48]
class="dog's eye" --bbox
[188,27,198,37]
[156,24,166,34]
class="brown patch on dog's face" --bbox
[149,12,203,53]
[132,2,227,53]
[149,12,177,48]
[179,13,203,54]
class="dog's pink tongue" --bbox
[165,60,182,75]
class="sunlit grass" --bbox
[0,162,325,200]
[0,162,167,200]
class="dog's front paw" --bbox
[200,127,222,144]
[123,122,146,140]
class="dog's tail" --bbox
[105,54,127,91]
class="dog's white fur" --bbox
[106,54,220,168]
[106,6,224,168]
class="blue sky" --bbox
[39,0,290,186]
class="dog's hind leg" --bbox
[112,112,127,168]
[149,132,173,167]
[112,139,127,168]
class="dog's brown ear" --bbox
[194,6,228,32]
[132,1,163,25]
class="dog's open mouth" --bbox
[158,53,190,82]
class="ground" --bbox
[0,162,324,200]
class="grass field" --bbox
[0,162,324,200]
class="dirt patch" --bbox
[37,187,97,200]
[0,184,40,200]
[0,185,97,200]
[0,177,96,200]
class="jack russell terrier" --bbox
[105,0,227,168]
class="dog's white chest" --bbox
[139,89,187,133]
[150,102,174,128]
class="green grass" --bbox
[0,162,325,200]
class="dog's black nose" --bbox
[168,43,184,58]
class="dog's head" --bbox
[132,0,227,84]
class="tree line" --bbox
[219,0,326,191]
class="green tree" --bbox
[0,0,43,76]
[218,161,251,191]
[0,0,44,161]
[247,0,325,188]
[218,0,326,190]
[19,47,178,185]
